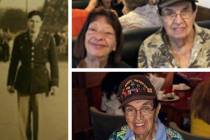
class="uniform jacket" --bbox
[7,31,59,94]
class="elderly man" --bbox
[7,10,58,140]
[109,75,183,140]
[138,0,210,68]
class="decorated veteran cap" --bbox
[158,0,197,9]
[118,75,157,108]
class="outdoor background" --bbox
[0,0,68,140]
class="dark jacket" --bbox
[7,31,59,94]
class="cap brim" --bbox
[119,95,156,108]
[159,0,197,9]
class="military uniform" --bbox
[138,24,210,68]
[7,30,59,140]
[7,31,58,93]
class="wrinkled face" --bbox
[85,16,116,59]
[161,2,197,40]
[125,100,160,139]
[27,15,43,34]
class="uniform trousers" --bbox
[17,92,46,140]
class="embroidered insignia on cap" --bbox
[122,79,153,98]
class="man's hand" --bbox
[47,86,58,96]
[7,85,15,93]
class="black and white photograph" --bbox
[0,0,68,140]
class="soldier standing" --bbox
[7,10,59,140]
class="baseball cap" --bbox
[158,0,197,9]
[118,75,157,108]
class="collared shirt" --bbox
[119,4,161,32]
[138,24,210,68]
[109,119,183,140]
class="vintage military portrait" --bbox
[0,0,68,140]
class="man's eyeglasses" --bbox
[125,105,154,117]
[161,8,193,20]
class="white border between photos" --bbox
[72,68,210,72]
[69,0,72,140]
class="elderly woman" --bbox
[73,7,130,68]
[109,75,183,140]
[119,0,161,32]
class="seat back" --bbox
[90,106,126,140]
[197,20,210,29]
[169,122,210,140]
[122,27,159,68]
